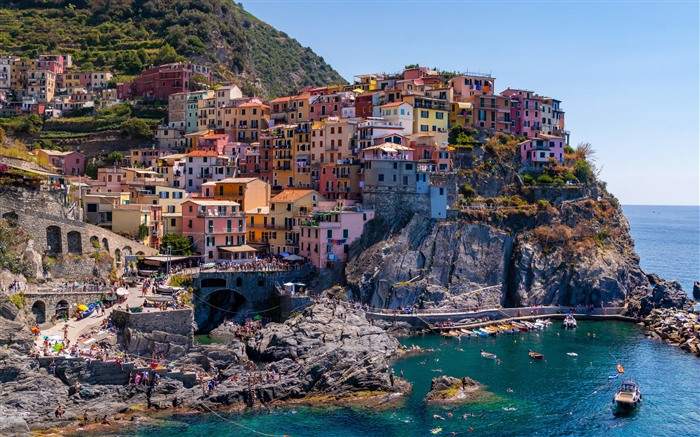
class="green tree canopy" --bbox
[161,233,196,256]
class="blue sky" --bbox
[240,0,699,206]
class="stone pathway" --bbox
[34,287,147,350]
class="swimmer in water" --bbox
[433,414,446,420]
[506,388,513,393]
[447,412,453,418]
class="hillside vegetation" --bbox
[1,0,346,97]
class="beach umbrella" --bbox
[77,304,88,311]
[53,343,62,352]
[116,288,129,296]
[285,254,304,261]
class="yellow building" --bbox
[450,102,474,129]
[289,94,312,123]
[230,99,270,143]
[207,177,270,211]
[403,95,449,134]
[197,94,217,131]
[264,124,296,188]
[268,189,322,255]
[83,193,130,227]
[246,205,270,251]
[111,204,153,244]
[293,121,313,187]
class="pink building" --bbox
[118,63,211,100]
[35,149,85,176]
[519,134,565,168]
[37,54,70,74]
[196,134,232,155]
[298,202,374,268]
[181,199,252,262]
[501,88,542,138]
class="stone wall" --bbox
[112,309,194,337]
[24,291,105,326]
[0,188,155,261]
[363,187,431,221]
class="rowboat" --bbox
[475,328,489,337]
[157,285,184,295]
[511,322,529,331]
[613,380,642,413]
[528,350,544,360]
[480,350,497,359]
[617,364,625,374]
[484,326,500,335]
[460,329,477,337]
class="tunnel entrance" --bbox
[195,289,247,334]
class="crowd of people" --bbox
[210,256,312,273]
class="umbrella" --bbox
[77,304,88,311]
[116,288,129,296]
[285,254,304,261]
[280,252,290,257]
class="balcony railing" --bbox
[196,211,244,218]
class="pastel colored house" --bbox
[402,95,448,134]
[447,74,495,100]
[501,88,542,138]
[205,177,270,212]
[118,63,211,100]
[298,202,375,268]
[268,189,322,256]
[379,101,414,136]
[181,199,251,262]
[519,134,566,168]
[467,94,511,133]
[35,149,85,176]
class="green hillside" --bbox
[0,0,347,97]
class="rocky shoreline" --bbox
[1,280,698,436]
[642,308,700,356]
[0,302,412,436]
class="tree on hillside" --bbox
[153,44,185,66]
[121,119,153,140]
[160,233,196,256]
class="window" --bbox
[378,174,384,182]
[343,229,349,238]
[187,220,192,229]
[170,218,176,227]
[405,163,413,170]
[436,112,444,119]
[420,125,429,132]
[421,110,429,118]
[327,229,333,238]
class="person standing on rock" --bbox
[389,368,395,387]
[55,404,64,418]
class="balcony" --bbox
[264,223,294,230]
[196,210,244,218]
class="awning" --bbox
[382,147,397,153]
[142,256,191,266]
[219,245,257,253]
[284,254,304,261]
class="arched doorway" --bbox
[46,226,62,253]
[31,301,46,324]
[114,248,121,264]
[102,238,109,252]
[67,231,82,254]
[55,300,69,320]
[90,236,99,250]
[196,289,247,333]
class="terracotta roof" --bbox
[185,150,220,157]
[239,102,269,108]
[270,96,292,103]
[271,189,317,203]
[381,101,411,108]
[215,177,260,184]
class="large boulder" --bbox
[424,375,485,403]
[693,281,700,300]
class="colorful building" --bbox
[181,199,251,262]
[519,134,566,168]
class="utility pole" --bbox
[166,245,172,274]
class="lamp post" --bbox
[166,245,172,275]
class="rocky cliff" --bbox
[347,197,691,315]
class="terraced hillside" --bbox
[0,0,346,97]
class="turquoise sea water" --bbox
[623,205,699,294]
[104,205,700,436]
[111,322,699,437]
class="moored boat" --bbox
[613,380,642,412]
[528,350,544,360]
[475,329,489,338]
[480,350,497,359]
[511,322,529,331]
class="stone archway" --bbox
[136,251,145,256]
[31,301,46,324]
[114,248,121,264]
[196,289,247,333]
[2,211,18,225]
[55,299,69,319]
[46,226,62,254]
[123,246,132,256]
[67,231,82,254]
[90,236,99,250]
[102,238,109,252]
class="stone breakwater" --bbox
[0,302,410,435]
[642,308,700,356]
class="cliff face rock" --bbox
[424,375,485,403]
[346,216,512,309]
[348,197,681,313]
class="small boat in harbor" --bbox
[475,328,490,338]
[563,314,577,329]
[617,364,625,374]
[511,322,529,331]
[528,350,544,360]
[480,350,497,359]
[613,380,642,412]
[567,352,578,357]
